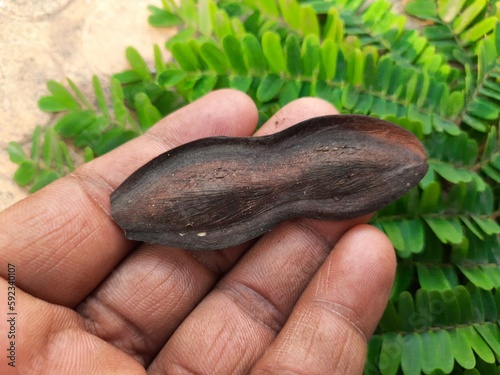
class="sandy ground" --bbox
[0,0,171,211]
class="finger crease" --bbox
[216,280,286,334]
[312,299,367,342]
[78,296,151,365]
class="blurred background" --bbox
[0,0,168,211]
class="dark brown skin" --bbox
[111,114,428,250]
[0,92,399,374]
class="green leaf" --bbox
[37,96,68,113]
[42,127,55,167]
[475,323,500,356]
[424,217,463,244]
[471,216,500,235]
[241,34,267,74]
[125,47,152,81]
[406,0,438,20]
[490,154,500,169]
[418,181,442,213]
[457,265,494,290]
[379,333,401,375]
[112,70,142,84]
[445,91,464,118]
[67,78,92,109]
[179,0,197,27]
[434,330,454,373]
[341,84,359,110]
[134,92,162,131]
[153,44,167,74]
[481,164,500,182]
[398,292,415,332]
[256,74,284,102]
[299,4,320,37]
[29,170,60,193]
[262,31,286,74]
[92,75,110,120]
[285,34,302,76]
[301,34,320,77]
[31,125,42,161]
[431,161,473,184]
[381,221,410,258]
[157,69,187,87]
[211,8,233,40]
[84,147,94,163]
[278,0,300,29]
[449,328,476,369]
[200,42,229,75]
[54,110,97,137]
[228,76,252,93]
[47,80,81,108]
[461,216,484,240]
[111,78,128,127]
[365,336,383,375]
[38,80,81,112]
[467,99,499,121]
[416,263,452,290]
[462,325,495,363]
[171,42,200,72]
[223,35,247,75]
[14,161,37,186]
[462,114,488,132]
[58,141,74,171]
[256,0,279,17]
[348,48,364,85]
[442,289,461,324]
[323,7,344,43]
[401,333,422,375]
[279,80,301,106]
[189,75,218,102]
[320,39,338,81]
[53,138,63,170]
[379,300,400,332]
[353,93,373,115]
[374,56,392,94]
[438,0,466,23]
[433,116,461,136]
[92,128,137,156]
[147,5,182,27]
[390,262,415,301]
[165,28,196,50]
[7,142,28,164]
[461,17,497,45]
[452,0,487,34]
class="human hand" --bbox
[0,90,395,374]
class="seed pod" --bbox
[111,115,428,250]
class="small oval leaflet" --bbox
[111,115,428,250]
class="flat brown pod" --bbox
[111,115,428,250]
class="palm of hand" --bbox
[0,90,395,374]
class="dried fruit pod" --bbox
[111,115,428,250]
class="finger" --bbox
[254,96,339,136]
[0,279,146,374]
[251,225,396,374]
[146,97,355,374]
[0,89,258,307]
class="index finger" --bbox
[0,89,258,307]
